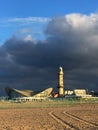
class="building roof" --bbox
[5,87,53,99]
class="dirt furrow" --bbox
[52,110,97,130]
[64,111,98,129]
[49,111,78,130]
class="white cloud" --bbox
[0,17,51,27]
[24,35,34,42]
[64,13,98,33]
[8,17,51,23]
[18,28,32,34]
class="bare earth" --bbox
[0,104,98,130]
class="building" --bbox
[74,89,92,98]
[65,89,92,98]
[57,66,65,97]
[5,87,53,101]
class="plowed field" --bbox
[0,104,98,130]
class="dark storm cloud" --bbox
[47,13,98,91]
[1,13,98,95]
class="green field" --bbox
[0,98,98,109]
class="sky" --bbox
[0,0,98,95]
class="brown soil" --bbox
[0,104,98,130]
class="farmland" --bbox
[0,100,98,130]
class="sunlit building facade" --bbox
[5,87,53,101]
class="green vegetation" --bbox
[0,97,98,109]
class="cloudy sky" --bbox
[0,0,98,95]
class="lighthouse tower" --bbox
[58,66,65,97]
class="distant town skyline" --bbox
[0,0,98,95]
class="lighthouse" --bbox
[58,66,65,97]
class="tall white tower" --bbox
[58,66,65,97]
